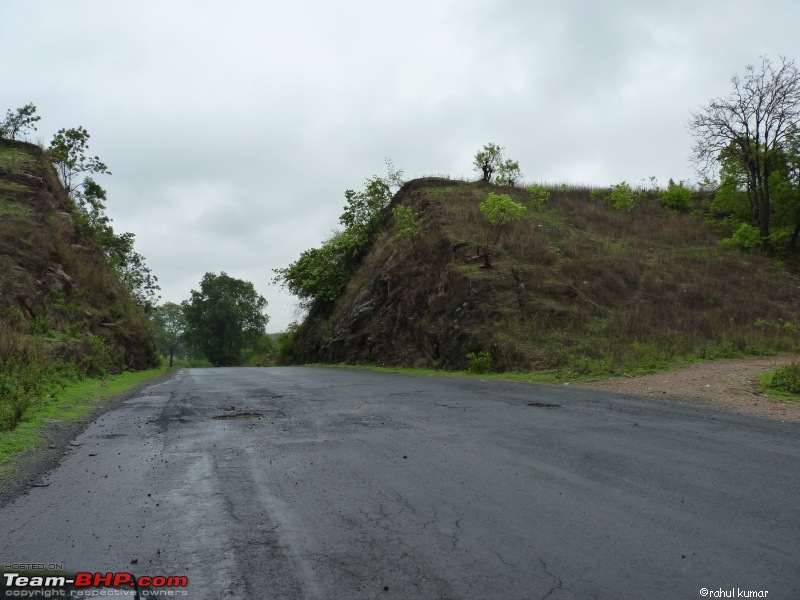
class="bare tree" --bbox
[690,56,800,240]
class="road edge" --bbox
[0,369,179,508]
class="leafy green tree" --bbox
[276,164,403,307]
[273,230,362,305]
[711,139,800,249]
[49,127,110,196]
[275,322,300,365]
[115,242,161,312]
[0,103,40,141]
[182,273,269,367]
[250,333,276,356]
[763,131,800,248]
[660,179,693,212]
[473,143,505,182]
[75,178,111,232]
[496,159,524,187]
[722,223,763,252]
[391,205,421,242]
[340,176,393,243]
[708,146,752,226]
[480,192,528,226]
[605,181,639,211]
[150,302,186,367]
[526,185,550,209]
[690,56,800,240]
[71,177,160,311]
[608,182,635,211]
[473,144,523,185]
[479,192,527,266]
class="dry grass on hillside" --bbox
[294,178,800,374]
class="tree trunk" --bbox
[789,223,800,250]
[757,163,771,242]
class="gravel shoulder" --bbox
[580,355,800,422]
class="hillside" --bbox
[0,139,156,428]
[291,178,800,374]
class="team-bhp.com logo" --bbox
[3,571,188,597]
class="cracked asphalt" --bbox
[1,367,799,599]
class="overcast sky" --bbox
[3,1,800,330]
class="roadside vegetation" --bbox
[272,159,404,309]
[0,367,167,475]
[0,106,159,437]
[760,361,800,399]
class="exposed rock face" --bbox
[0,139,156,371]
[292,178,533,371]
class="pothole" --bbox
[212,412,262,420]
[527,402,560,408]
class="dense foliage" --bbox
[479,192,527,226]
[768,361,800,394]
[182,272,269,366]
[659,179,693,212]
[274,230,363,304]
[150,303,186,367]
[274,167,401,307]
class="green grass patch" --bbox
[303,350,800,388]
[759,362,800,401]
[422,185,461,202]
[301,362,602,384]
[0,146,38,175]
[0,367,169,475]
[0,196,31,216]
[0,180,30,193]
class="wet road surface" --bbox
[1,367,798,599]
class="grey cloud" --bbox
[3,0,800,329]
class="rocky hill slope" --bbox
[0,139,156,398]
[292,178,800,374]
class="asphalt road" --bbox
[1,367,798,599]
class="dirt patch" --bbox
[580,356,800,422]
